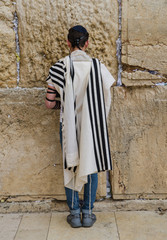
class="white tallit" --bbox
[61,51,114,191]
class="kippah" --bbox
[72,25,87,34]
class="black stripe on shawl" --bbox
[51,79,64,88]
[87,80,100,172]
[63,57,78,169]
[49,61,66,89]
[46,75,50,82]
[98,62,112,170]
[74,98,79,150]
[87,58,112,172]
[64,156,67,169]
[87,64,106,171]
[69,56,75,83]
[93,58,109,170]
[58,60,67,72]
[49,71,64,88]
[90,65,105,170]
[49,70,64,82]
[50,67,64,76]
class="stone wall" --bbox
[121,0,167,86]
[0,0,118,201]
[0,1,17,87]
[11,0,118,88]
[109,0,167,199]
[109,86,167,199]
[0,89,64,200]
[0,0,167,202]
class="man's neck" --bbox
[70,47,86,53]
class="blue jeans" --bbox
[59,123,98,211]
[65,173,98,211]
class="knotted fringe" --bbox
[89,175,92,214]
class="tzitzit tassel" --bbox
[89,175,92,214]
[71,170,75,209]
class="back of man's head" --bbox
[68,25,89,49]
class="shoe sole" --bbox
[82,224,93,227]
[67,219,82,228]
[82,220,96,228]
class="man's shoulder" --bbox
[50,57,66,72]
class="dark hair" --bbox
[68,25,89,50]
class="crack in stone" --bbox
[114,157,127,192]
[116,0,122,86]
[122,42,167,47]
[37,164,51,175]
[122,63,167,79]
[13,11,20,86]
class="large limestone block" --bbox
[122,0,167,45]
[0,88,64,198]
[109,86,167,199]
[16,0,118,87]
[96,172,107,199]
[0,1,17,87]
[122,0,167,86]
[0,89,107,200]
[121,70,165,87]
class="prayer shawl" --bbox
[61,56,112,191]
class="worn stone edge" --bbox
[0,199,167,214]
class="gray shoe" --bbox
[67,213,82,228]
[82,213,96,227]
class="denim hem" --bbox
[82,209,92,214]
[70,208,81,215]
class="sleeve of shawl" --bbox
[101,63,115,117]
[46,60,66,94]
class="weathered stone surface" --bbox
[122,0,167,86]
[47,212,119,240]
[0,88,64,198]
[0,89,108,200]
[96,172,107,199]
[15,213,50,240]
[1,0,167,204]
[122,0,167,45]
[0,1,17,87]
[16,0,118,87]
[1,199,167,214]
[0,214,22,240]
[122,71,165,87]
[115,211,167,240]
[108,86,167,199]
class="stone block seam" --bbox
[116,0,122,86]
[12,10,20,87]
